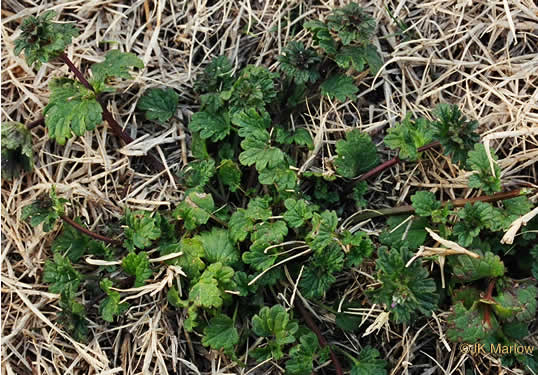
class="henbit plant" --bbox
[15,4,538,374]
[12,10,173,174]
[1,122,34,179]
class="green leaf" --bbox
[21,186,67,232]
[285,332,324,375]
[335,46,366,72]
[123,210,162,251]
[453,202,497,247]
[351,346,387,375]
[91,50,143,88]
[531,246,538,279]
[379,215,428,250]
[320,74,358,102]
[300,244,344,298]
[228,65,278,113]
[232,108,271,139]
[180,159,216,189]
[99,278,129,322]
[384,115,433,161]
[446,302,499,343]
[493,279,537,322]
[52,217,111,262]
[341,231,374,268]
[278,42,321,85]
[122,251,153,287]
[189,262,235,309]
[137,88,179,123]
[307,210,338,252]
[160,236,205,279]
[258,164,297,191]
[58,289,87,342]
[43,253,82,294]
[43,78,102,145]
[189,111,231,142]
[239,137,285,171]
[229,210,254,242]
[369,246,438,324]
[467,143,502,194]
[431,104,479,165]
[218,159,241,192]
[334,129,378,178]
[251,305,298,361]
[202,314,239,351]
[326,3,376,45]
[250,220,288,252]
[283,198,316,228]
[1,122,33,180]
[362,44,383,75]
[242,246,278,271]
[14,11,79,68]
[174,191,215,231]
[292,128,313,149]
[411,191,441,217]
[194,55,234,94]
[450,250,505,282]
[200,228,239,266]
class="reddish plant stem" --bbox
[483,279,497,328]
[357,141,441,182]
[60,215,121,246]
[351,188,533,221]
[58,53,167,174]
[295,300,344,375]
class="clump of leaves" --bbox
[14,10,78,68]
[305,3,382,75]
[369,246,439,323]
[431,103,480,165]
[278,42,321,85]
[251,305,299,361]
[466,143,501,194]
[1,122,33,179]
[137,88,179,123]
[334,129,379,178]
[384,115,433,161]
[21,186,67,232]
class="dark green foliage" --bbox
[1,122,33,179]
[467,143,502,194]
[99,278,129,322]
[369,246,438,324]
[453,202,497,246]
[334,129,378,178]
[202,314,239,351]
[22,186,67,232]
[122,251,153,287]
[174,191,215,231]
[300,244,344,298]
[326,3,376,45]
[384,115,433,161]
[91,50,144,91]
[58,289,88,342]
[194,55,234,94]
[350,346,388,375]
[431,104,480,165]
[450,250,504,283]
[320,74,358,102]
[43,253,82,294]
[137,88,179,123]
[278,42,321,85]
[123,210,162,251]
[285,332,328,375]
[251,305,299,361]
[43,78,102,145]
[379,215,428,249]
[14,10,78,68]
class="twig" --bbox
[349,188,534,222]
[60,215,121,246]
[345,141,441,194]
[295,300,344,375]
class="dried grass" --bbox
[1,0,537,374]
